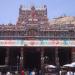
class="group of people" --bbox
[0,69,42,75]
[21,69,42,75]
[21,70,36,75]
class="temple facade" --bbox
[0,5,75,72]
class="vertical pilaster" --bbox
[41,48,44,75]
[20,47,24,69]
[55,47,60,75]
[5,48,9,65]
[71,48,75,62]
[55,47,59,67]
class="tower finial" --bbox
[30,0,34,7]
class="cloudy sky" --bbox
[0,0,75,24]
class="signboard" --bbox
[23,40,75,47]
[0,40,75,47]
[0,40,24,46]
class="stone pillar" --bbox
[41,48,44,75]
[55,47,60,75]
[5,48,9,65]
[20,48,24,69]
[55,47,59,67]
[71,48,75,62]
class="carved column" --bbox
[55,47,59,66]
[5,48,9,65]
[20,48,24,70]
[41,48,44,75]
[71,48,75,62]
[55,47,60,75]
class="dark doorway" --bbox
[23,48,41,70]
[9,47,20,66]
[0,47,6,65]
[44,47,55,65]
[58,47,72,66]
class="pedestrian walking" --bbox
[21,70,24,75]
[6,72,11,75]
[0,72,2,75]
[31,71,35,75]
[30,70,36,75]
[15,71,19,75]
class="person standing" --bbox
[6,72,11,75]
[21,70,25,75]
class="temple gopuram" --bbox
[0,4,75,72]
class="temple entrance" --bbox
[43,47,72,66]
[58,47,72,66]
[0,47,6,65]
[9,47,20,66]
[23,47,41,70]
[44,47,56,65]
[0,47,72,71]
